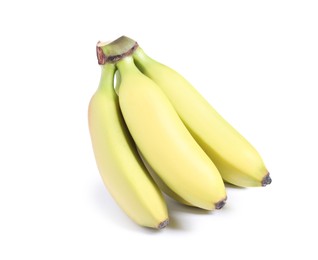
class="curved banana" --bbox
[116,56,227,210]
[133,47,271,187]
[88,63,169,229]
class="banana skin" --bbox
[116,56,227,210]
[88,63,169,229]
[133,47,271,187]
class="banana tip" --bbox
[157,219,169,229]
[262,173,272,187]
[215,197,227,210]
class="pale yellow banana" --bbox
[116,56,227,210]
[133,47,271,187]
[88,63,169,229]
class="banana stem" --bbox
[98,63,116,91]
[96,36,138,65]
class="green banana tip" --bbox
[261,173,272,187]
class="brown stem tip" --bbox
[215,196,227,210]
[96,41,107,65]
[96,36,138,65]
[157,219,169,229]
[262,173,272,187]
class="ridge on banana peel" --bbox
[88,62,168,229]
[132,46,272,188]
[115,56,227,211]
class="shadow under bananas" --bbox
[163,186,245,230]
[91,182,179,233]
[163,195,215,230]
[91,181,148,232]
[92,182,182,233]
[91,182,236,232]
[224,183,246,190]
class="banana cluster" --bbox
[88,36,271,230]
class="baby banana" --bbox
[116,56,227,210]
[133,47,271,187]
[88,63,168,229]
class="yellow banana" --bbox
[88,63,169,229]
[116,56,227,210]
[133,47,271,187]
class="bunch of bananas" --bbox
[88,36,271,229]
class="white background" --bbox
[1,0,317,259]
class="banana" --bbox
[88,62,169,229]
[117,68,192,207]
[133,47,271,187]
[116,56,227,210]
